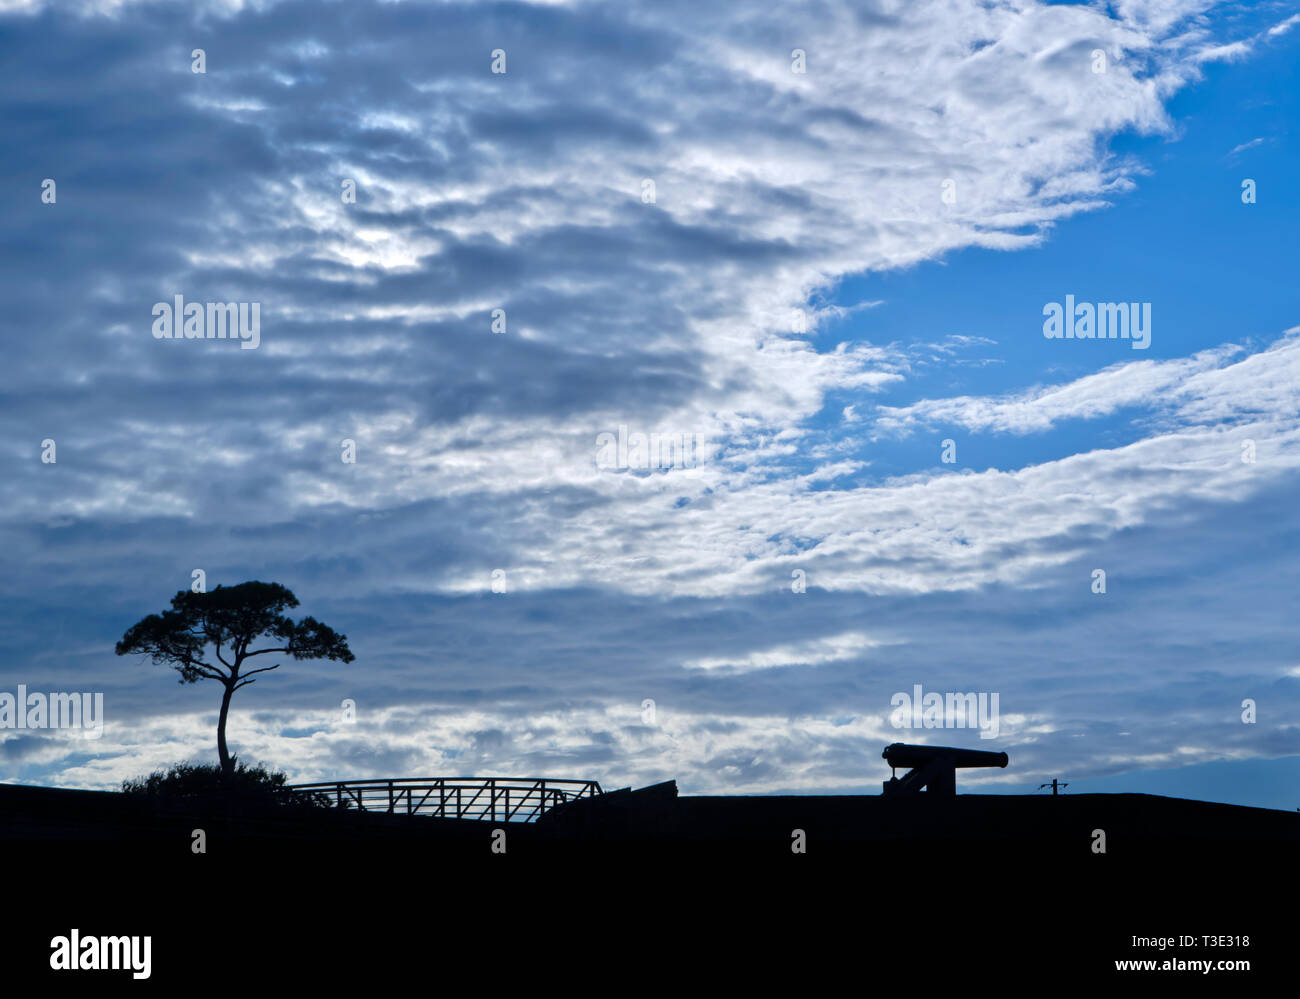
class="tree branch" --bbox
[176,659,227,683]
[242,646,291,659]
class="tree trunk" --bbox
[217,682,235,778]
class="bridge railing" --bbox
[283,777,602,823]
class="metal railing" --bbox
[283,777,602,823]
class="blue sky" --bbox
[2,0,1298,810]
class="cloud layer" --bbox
[2,0,1297,798]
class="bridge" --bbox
[284,777,603,823]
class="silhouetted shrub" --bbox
[121,760,330,808]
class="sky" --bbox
[2,0,1298,810]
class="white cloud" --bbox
[683,631,885,673]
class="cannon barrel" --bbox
[882,743,1008,770]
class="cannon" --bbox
[881,742,1008,796]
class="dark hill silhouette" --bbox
[6,747,1289,987]
[4,744,1296,863]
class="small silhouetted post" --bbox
[1039,779,1069,796]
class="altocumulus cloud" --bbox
[1,0,1297,797]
